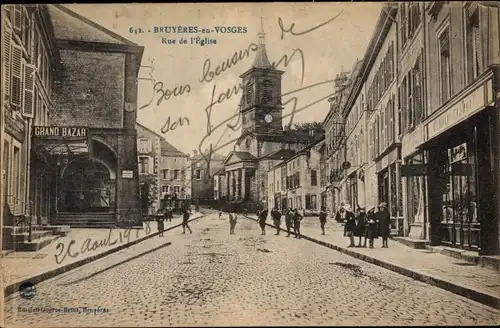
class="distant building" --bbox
[221,19,323,207]
[191,149,226,200]
[136,123,189,214]
[267,144,322,215]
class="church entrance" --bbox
[59,157,115,213]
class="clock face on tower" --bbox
[264,114,273,123]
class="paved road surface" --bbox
[3,214,498,326]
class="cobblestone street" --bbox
[3,214,499,327]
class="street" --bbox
[3,213,499,327]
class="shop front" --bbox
[31,126,142,227]
[422,70,498,255]
[375,147,404,236]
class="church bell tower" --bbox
[239,18,284,134]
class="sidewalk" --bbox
[1,213,204,296]
[246,215,500,310]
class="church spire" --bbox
[252,17,272,69]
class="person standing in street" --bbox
[365,207,378,248]
[156,211,165,237]
[343,204,356,247]
[319,206,327,235]
[355,207,367,247]
[182,208,193,234]
[229,212,237,235]
[258,208,268,235]
[293,209,303,238]
[271,207,282,235]
[284,208,293,237]
[378,202,391,248]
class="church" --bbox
[215,20,323,209]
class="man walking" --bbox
[284,208,293,237]
[293,209,303,238]
[271,207,282,235]
[258,208,268,235]
[182,208,193,234]
[319,206,327,235]
[229,212,237,235]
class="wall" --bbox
[51,50,125,128]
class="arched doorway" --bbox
[58,139,118,213]
[59,157,115,212]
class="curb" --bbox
[245,216,500,310]
[4,214,205,298]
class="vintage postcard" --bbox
[1,2,499,327]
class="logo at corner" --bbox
[19,281,36,300]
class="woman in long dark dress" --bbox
[156,213,165,237]
[343,204,356,247]
[258,209,268,235]
[378,202,391,248]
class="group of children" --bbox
[155,206,193,236]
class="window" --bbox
[400,3,407,47]
[13,5,21,32]
[10,44,23,107]
[311,170,317,186]
[139,157,149,174]
[413,56,423,123]
[464,6,482,85]
[194,169,201,180]
[173,186,180,193]
[138,138,149,153]
[438,28,451,104]
[262,80,273,104]
[246,82,253,104]
[162,169,169,179]
[13,146,20,204]
[161,185,168,193]
[173,169,179,180]
[22,7,30,54]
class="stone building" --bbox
[221,20,322,207]
[3,4,145,229]
[191,149,226,200]
[136,123,189,214]
[416,2,499,254]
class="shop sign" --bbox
[426,82,487,140]
[122,170,134,178]
[401,125,424,158]
[449,143,467,164]
[32,126,88,138]
[401,164,428,177]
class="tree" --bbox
[291,122,325,134]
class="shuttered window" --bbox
[413,55,422,125]
[13,5,22,32]
[10,44,22,107]
[262,80,273,104]
[22,6,30,54]
[3,26,12,101]
[246,83,253,105]
[390,95,395,143]
[22,62,35,118]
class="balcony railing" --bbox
[329,169,344,183]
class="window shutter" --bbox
[305,194,311,209]
[148,156,154,174]
[3,25,12,101]
[390,95,395,143]
[147,139,152,152]
[22,62,35,118]
[30,13,36,62]
[10,44,22,107]
[13,5,22,32]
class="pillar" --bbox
[231,171,235,199]
[241,168,246,200]
[226,171,230,199]
[235,169,241,199]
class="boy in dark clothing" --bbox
[293,209,303,238]
[378,202,391,248]
[319,207,327,235]
[284,209,293,237]
[271,208,282,235]
[258,209,268,235]
[182,209,192,234]
[229,212,237,235]
[355,207,367,247]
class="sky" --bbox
[65,3,382,157]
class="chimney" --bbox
[192,149,198,156]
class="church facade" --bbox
[219,20,321,208]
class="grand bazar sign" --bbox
[32,126,88,138]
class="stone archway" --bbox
[58,139,118,213]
